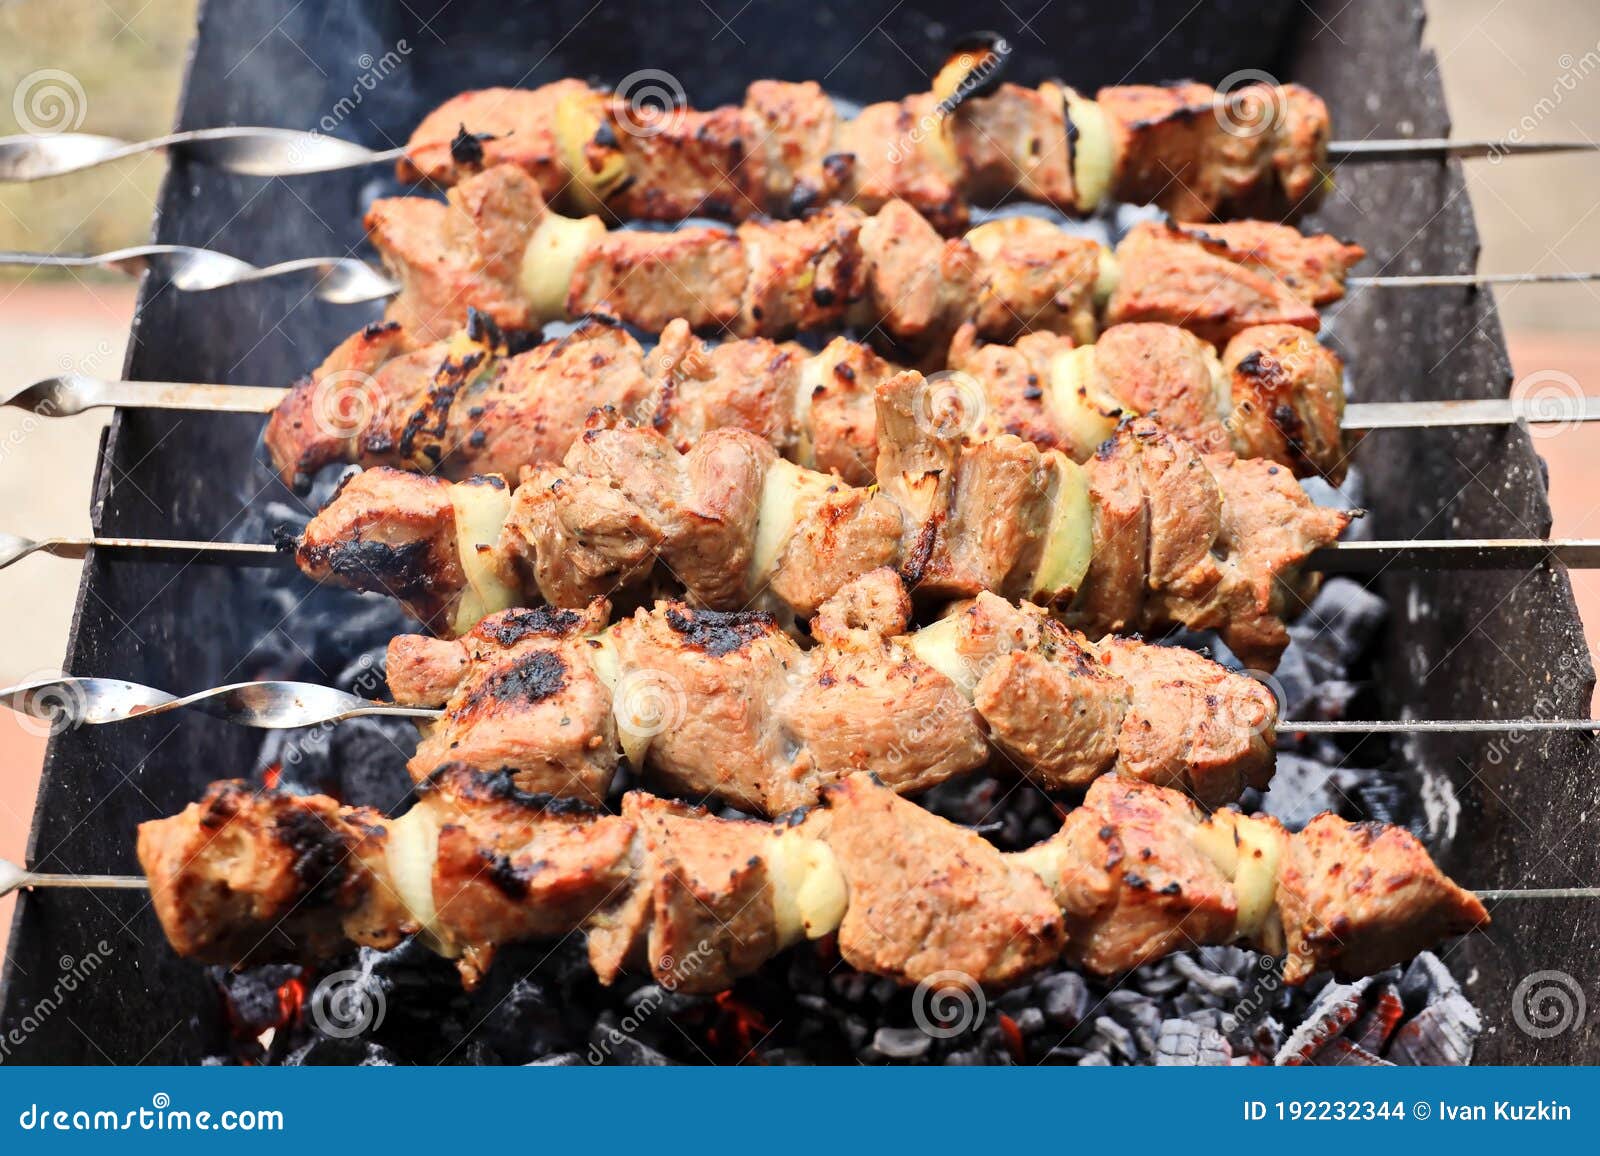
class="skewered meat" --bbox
[265,312,1349,491]
[385,569,1276,812]
[136,769,1486,993]
[363,163,1362,349]
[295,372,1351,666]
[399,72,1330,228]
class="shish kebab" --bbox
[5,55,1593,205]
[366,167,1367,349]
[25,300,1600,493]
[86,769,1498,994]
[11,576,1600,811]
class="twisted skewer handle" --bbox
[0,676,439,729]
[0,127,403,182]
[0,245,400,304]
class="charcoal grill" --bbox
[1,0,1596,1064]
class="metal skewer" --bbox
[4,676,1599,736]
[0,533,286,570]
[0,246,399,305]
[1,856,1590,902]
[8,375,1600,436]
[0,127,1588,183]
[4,532,1597,575]
[1327,139,1600,162]
[1,241,1591,304]
[0,128,404,182]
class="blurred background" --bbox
[0,0,1597,949]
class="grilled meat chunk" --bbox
[817,774,1067,986]
[136,781,406,968]
[1276,815,1488,983]
[388,601,616,804]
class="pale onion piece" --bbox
[449,480,518,636]
[1031,455,1093,602]
[385,805,453,956]
[905,615,975,699]
[1094,248,1120,307]
[1013,840,1067,897]
[1189,811,1242,878]
[1047,346,1124,458]
[748,458,835,591]
[584,627,621,691]
[765,830,848,947]
[962,218,1010,261]
[1065,89,1113,213]
[519,211,606,322]
[554,90,626,211]
[1229,813,1287,944]
[792,353,825,468]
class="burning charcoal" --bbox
[1397,951,1462,1010]
[331,717,415,811]
[1089,1015,1141,1063]
[526,1053,586,1066]
[1036,971,1091,1028]
[1155,1018,1232,1065]
[477,977,568,1063]
[1310,1036,1392,1066]
[456,1039,503,1065]
[1170,952,1245,1000]
[871,1026,933,1060]
[625,982,705,1020]
[1011,1006,1045,1038]
[1259,753,1347,830]
[941,1048,986,1065]
[216,964,302,1037]
[1349,978,1406,1053]
[1076,1050,1113,1066]
[1103,990,1162,1055]
[1387,993,1482,1065]
[284,1036,400,1066]
[1273,977,1373,1065]
[1289,578,1388,676]
[589,1012,675,1066]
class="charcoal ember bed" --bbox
[4,0,1596,1065]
